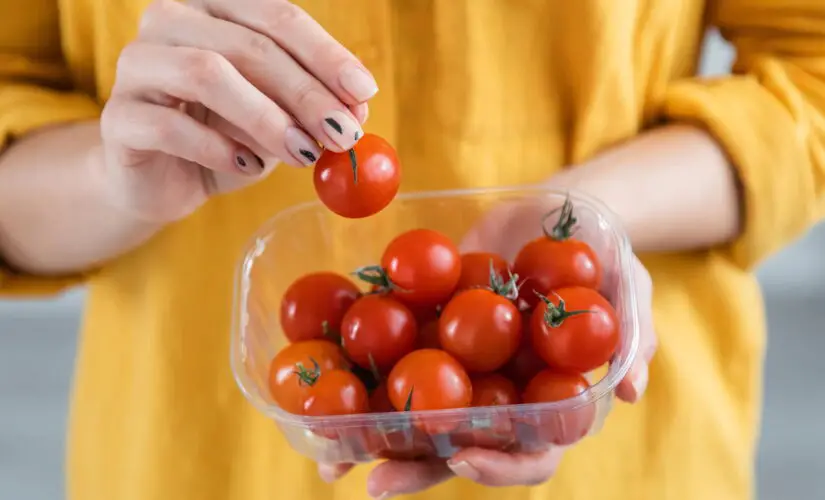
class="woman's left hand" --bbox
[318,193,658,499]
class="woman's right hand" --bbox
[100,0,377,224]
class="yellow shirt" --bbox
[2,1,825,499]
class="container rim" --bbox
[230,185,640,427]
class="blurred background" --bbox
[1,31,824,500]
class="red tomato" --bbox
[439,288,522,373]
[279,272,361,343]
[302,369,370,417]
[522,369,590,403]
[455,252,511,291]
[500,311,547,388]
[369,383,396,413]
[387,349,472,412]
[380,228,462,308]
[267,340,348,415]
[415,319,442,350]
[313,133,401,219]
[531,286,619,373]
[471,374,520,407]
[519,369,595,446]
[450,374,520,450]
[512,197,602,308]
[341,295,417,373]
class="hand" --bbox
[100,0,376,224]
[318,193,658,498]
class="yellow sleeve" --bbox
[661,0,825,270]
[0,1,102,294]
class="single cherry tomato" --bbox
[415,319,442,350]
[522,369,590,403]
[512,197,602,308]
[279,272,361,343]
[450,374,520,450]
[388,349,472,412]
[531,286,619,373]
[520,369,595,446]
[313,133,401,218]
[378,228,461,308]
[341,295,418,373]
[369,383,396,413]
[301,369,370,417]
[267,340,348,415]
[471,373,520,407]
[500,311,547,388]
[455,252,511,291]
[439,288,522,373]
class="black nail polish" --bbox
[254,154,265,168]
[236,155,247,168]
[299,149,317,163]
[325,117,343,134]
[354,131,361,141]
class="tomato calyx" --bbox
[404,387,414,412]
[486,259,521,301]
[293,357,322,386]
[352,265,408,294]
[542,193,578,241]
[535,291,594,327]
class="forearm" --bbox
[0,121,162,275]
[553,124,743,253]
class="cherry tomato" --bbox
[522,369,590,403]
[280,272,361,343]
[388,349,472,412]
[267,340,348,415]
[500,311,547,388]
[302,369,370,417]
[455,252,511,291]
[512,197,602,308]
[471,374,520,407]
[341,295,417,373]
[313,133,401,219]
[531,286,619,373]
[520,369,595,446]
[369,383,396,413]
[415,319,442,350]
[380,228,461,308]
[450,374,520,450]
[439,288,522,373]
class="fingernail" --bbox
[235,149,264,175]
[447,460,481,481]
[323,111,363,150]
[339,65,379,102]
[631,363,649,400]
[371,493,393,500]
[285,127,321,166]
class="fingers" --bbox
[114,42,312,166]
[101,99,264,176]
[317,463,353,483]
[616,255,657,403]
[446,446,565,487]
[139,0,364,153]
[199,0,378,104]
[366,460,453,499]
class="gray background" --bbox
[1,31,824,500]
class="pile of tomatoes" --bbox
[267,195,621,455]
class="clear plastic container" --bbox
[231,186,640,464]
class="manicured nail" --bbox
[631,363,649,400]
[323,110,363,150]
[447,460,481,481]
[285,127,321,166]
[339,65,379,102]
[235,149,264,175]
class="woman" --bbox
[0,0,822,499]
